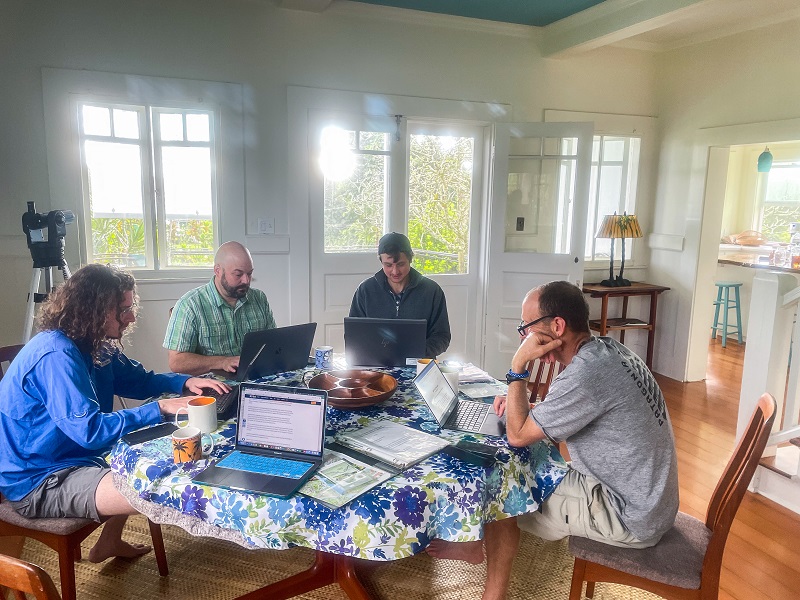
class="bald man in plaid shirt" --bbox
[164,241,275,376]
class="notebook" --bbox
[413,360,504,437]
[193,382,327,498]
[344,317,426,367]
[209,322,317,419]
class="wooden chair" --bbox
[567,393,777,600]
[0,554,61,600]
[0,345,24,380]
[0,498,169,600]
[527,359,564,403]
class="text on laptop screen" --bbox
[415,364,457,425]
[237,387,325,457]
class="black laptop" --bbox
[192,382,327,498]
[413,360,504,437]
[343,317,426,367]
[212,323,317,419]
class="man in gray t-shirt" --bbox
[426,281,679,600]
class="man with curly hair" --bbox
[0,263,228,563]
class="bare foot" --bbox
[88,540,152,563]
[426,539,484,564]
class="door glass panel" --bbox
[407,134,474,274]
[159,113,184,142]
[82,105,111,137]
[509,137,541,156]
[161,146,214,267]
[324,153,387,253]
[505,149,577,254]
[83,140,147,267]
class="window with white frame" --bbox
[757,163,800,243]
[584,135,641,262]
[78,102,217,269]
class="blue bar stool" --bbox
[711,282,743,348]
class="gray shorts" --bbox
[9,465,108,522]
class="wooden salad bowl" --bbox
[307,370,397,409]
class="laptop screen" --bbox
[413,361,458,426]
[237,385,325,458]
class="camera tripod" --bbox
[23,260,72,343]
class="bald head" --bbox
[527,281,590,335]
[214,242,254,305]
[215,241,252,269]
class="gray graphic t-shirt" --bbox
[531,337,679,541]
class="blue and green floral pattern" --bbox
[110,367,567,560]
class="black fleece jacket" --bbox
[348,268,451,358]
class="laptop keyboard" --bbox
[216,451,312,479]
[205,385,240,418]
[452,400,489,432]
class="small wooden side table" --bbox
[582,282,670,369]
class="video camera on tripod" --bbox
[22,201,76,342]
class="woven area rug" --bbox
[19,515,660,599]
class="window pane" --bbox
[161,146,214,267]
[160,113,184,141]
[407,134,474,274]
[603,138,625,161]
[84,140,146,267]
[82,105,111,136]
[113,109,139,139]
[324,154,386,253]
[359,131,388,151]
[505,157,574,254]
[186,113,210,142]
[509,137,541,156]
[761,167,800,242]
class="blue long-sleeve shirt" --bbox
[0,330,189,501]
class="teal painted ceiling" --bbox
[350,0,609,27]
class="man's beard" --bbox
[221,273,249,299]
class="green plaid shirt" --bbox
[163,277,275,356]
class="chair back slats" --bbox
[0,344,24,380]
[0,554,61,599]
[701,393,776,588]
[528,359,565,403]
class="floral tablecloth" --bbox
[110,367,567,561]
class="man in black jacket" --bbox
[349,232,451,357]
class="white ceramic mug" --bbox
[416,358,437,375]
[175,396,218,434]
[439,365,460,393]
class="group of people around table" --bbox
[0,231,678,600]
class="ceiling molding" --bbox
[328,0,536,39]
[276,0,334,12]
[641,5,800,52]
[539,0,707,57]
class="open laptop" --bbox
[344,317,426,367]
[210,323,317,419]
[193,382,327,498]
[413,360,504,437]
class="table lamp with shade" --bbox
[595,212,643,287]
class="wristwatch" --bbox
[505,368,530,384]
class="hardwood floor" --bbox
[658,341,800,600]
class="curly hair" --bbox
[37,263,137,360]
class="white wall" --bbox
[651,19,800,381]
[0,0,657,372]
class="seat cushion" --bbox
[568,512,712,589]
[0,497,96,536]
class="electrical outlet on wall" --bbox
[257,217,275,235]
[516,216,525,232]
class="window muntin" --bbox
[78,102,217,269]
[584,135,641,262]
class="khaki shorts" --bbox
[517,467,658,548]
[9,465,108,522]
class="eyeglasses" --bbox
[119,306,135,316]
[517,315,556,337]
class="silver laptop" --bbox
[192,383,327,498]
[344,317,426,367]
[413,360,504,437]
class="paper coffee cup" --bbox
[416,358,436,375]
